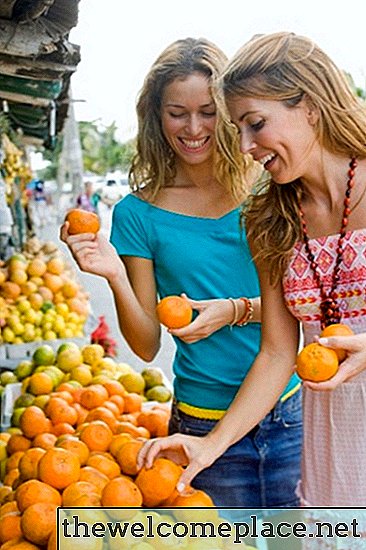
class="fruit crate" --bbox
[1,382,22,431]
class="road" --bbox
[38,198,175,381]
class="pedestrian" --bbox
[31,179,49,228]
[61,37,302,510]
[76,181,98,213]
[139,32,366,521]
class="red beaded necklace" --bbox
[299,157,357,329]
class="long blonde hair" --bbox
[129,37,255,201]
[221,32,366,283]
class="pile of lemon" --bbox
[0,253,89,345]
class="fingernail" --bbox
[177,483,185,493]
[318,337,328,345]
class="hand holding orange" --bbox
[65,209,100,235]
[156,295,193,329]
[296,323,354,382]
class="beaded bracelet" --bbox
[236,297,254,326]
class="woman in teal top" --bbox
[61,37,302,508]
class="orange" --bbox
[171,487,215,507]
[78,466,109,495]
[135,457,183,507]
[38,447,80,489]
[56,437,89,466]
[86,454,120,479]
[1,282,21,301]
[27,259,47,277]
[156,295,193,329]
[79,385,109,410]
[15,479,61,513]
[65,209,100,235]
[5,452,24,474]
[79,421,113,452]
[101,476,143,507]
[109,433,134,458]
[19,406,51,439]
[116,440,144,476]
[137,409,169,437]
[296,342,339,382]
[6,434,31,455]
[46,257,64,275]
[18,447,46,481]
[61,481,99,506]
[28,372,53,396]
[320,323,354,362]
[0,512,22,544]
[114,421,150,439]
[122,392,143,413]
[85,406,117,432]
[31,432,57,450]
[20,502,57,546]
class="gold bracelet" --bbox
[236,297,254,326]
[228,297,239,326]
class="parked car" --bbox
[100,179,129,207]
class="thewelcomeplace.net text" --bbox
[60,513,361,544]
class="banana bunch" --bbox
[1,134,27,187]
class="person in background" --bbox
[32,179,49,228]
[76,180,98,213]
[61,37,302,511]
[139,33,366,535]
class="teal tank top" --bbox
[110,194,299,410]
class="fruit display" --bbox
[0,337,218,549]
[296,323,354,382]
[0,242,90,347]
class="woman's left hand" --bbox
[168,294,234,343]
[304,333,366,390]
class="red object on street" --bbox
[90,315,117,357]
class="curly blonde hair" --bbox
[129,37,256,202]
[220,32,366,283]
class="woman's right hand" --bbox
[137,433,223,491]
[60,222,125,283]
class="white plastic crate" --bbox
[1,382,22,431]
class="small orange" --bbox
[156,295,193,329]
[296,342,339,382]
[65,208,100,235]
[320,323,354,362]
[135,457,183,507]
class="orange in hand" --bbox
[65,208,100,235]
[320,323,354,362]
[156,295,193,329]
[296,342,339,382]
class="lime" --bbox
[32,344,56,366]
[141,367,163,389]
[119,372,146,394]
[145,385,172,402]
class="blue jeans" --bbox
[169,389,302,508]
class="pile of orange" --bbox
[156,295,193,329]
[0,374,214,549]
[296,323,354,382]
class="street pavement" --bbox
[37,198,175,381]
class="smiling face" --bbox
[161,72,217,168]
[226,95,321,184]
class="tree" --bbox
[37,119,136,179]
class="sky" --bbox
[68,0,366,142]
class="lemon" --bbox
[81,344,105,366]
[0,441,8,462]
[70,365,93,386]
[11,406,26,427]
[57,346,83,372]
[43,329,57,340]
[145,385,172,403]
[116,362,134,375]
[14,393,35,408]
[0,370,18,385]
[119,372,146,394]
[14,360,34,380]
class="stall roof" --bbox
[0,0,81,148]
